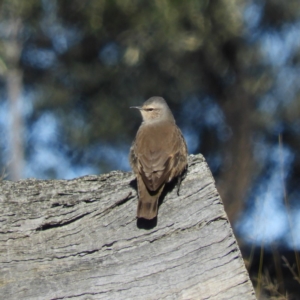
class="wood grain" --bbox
[0,154,256,300]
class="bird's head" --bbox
[130,96,175,123]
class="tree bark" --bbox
[0,154,256,300]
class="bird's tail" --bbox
[136,176,164,220]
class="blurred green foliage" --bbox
[1,0,300,212]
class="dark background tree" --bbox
[0,0,300,298]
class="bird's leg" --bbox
[176,166,187,196]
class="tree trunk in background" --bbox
[5,18,24,181]
[200,41,257,225]
[217,85,255,224]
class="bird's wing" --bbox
[134,122,186,191]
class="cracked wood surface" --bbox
[0,154,256,300]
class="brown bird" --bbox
[129,96,188,219]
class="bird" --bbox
[129,96,188,220]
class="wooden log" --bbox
[0,154,256,299]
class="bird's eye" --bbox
[146,108,154,111]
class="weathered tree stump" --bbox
[0,154,256,299]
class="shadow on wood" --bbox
[0,154,256,299]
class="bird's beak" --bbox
[130,106,143,110]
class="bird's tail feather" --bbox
[137,176,164,219]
